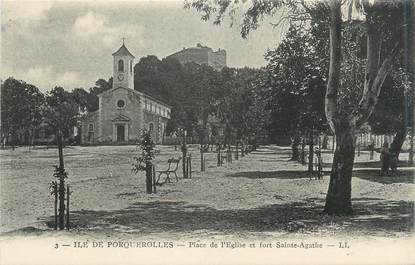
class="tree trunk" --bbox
[217,144,221,166]
[57,132,64,169]
[53,183,57,230]
[145,162,152,194]
[235,142,239,160]
[409,131,414,164]
[66,185,70,230]
[308,133,314,173]
[241,141,245,157]
[200,148,204,171]
[301,138,306,165]
[11,133,15,150]
[1,135,5,149]
[390,123,407,158]
[31,128,35,149]
[324,129,355,215]
[291,134,300,161]
[182,133,187,178]
[57,130,65,230]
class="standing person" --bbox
[368,139,375,160]
[379,142,390,176]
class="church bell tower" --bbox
[112,41,135,89]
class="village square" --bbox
[0,0,414,264]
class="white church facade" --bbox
[80,43,171,144]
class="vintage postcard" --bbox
[0,0,414,264]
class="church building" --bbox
[80,43,171,145]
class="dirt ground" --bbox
[0,144,414,241]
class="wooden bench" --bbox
[155,158,181,185]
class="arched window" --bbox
[118,59,124,72]
[149,123,154,131]
[89,123,94,132]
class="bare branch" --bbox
[353,42,400,128]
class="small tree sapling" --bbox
[132,130,158,193]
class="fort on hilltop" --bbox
[166,43,226,71]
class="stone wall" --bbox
[208,49,226,71]
[143,111,169,144]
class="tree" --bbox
[244,71,271,148]
[133,55,227,138]
[369,70,413,159]
[90,78,113,95]
[24,83,45,148]
[132,130,158,193]
[73,78,113,112]
[1,78,44,148]
[72,87,96,112]
[258,25,327,163]
[132,54,270,153]
[186,0,411,215]
[44,87,79,140]
[216,67,268,147]
[322,1,408,214]
[44,86,79,230]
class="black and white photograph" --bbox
[0,0,414,264]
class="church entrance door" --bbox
[116,125,125,142]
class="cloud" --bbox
[2,65,84,92]
[3,1,53,22]
[55,71,82,89]
[26,66,53,91]
[72,11,107,38]
[71,11,144,48]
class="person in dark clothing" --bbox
[368,140,375,160]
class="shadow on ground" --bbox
[52,198,414,238]
[257,156,293,162]
[227,170,330,179]
[323,160,414,169]
[227,168,414,184]
[353,169,415,184]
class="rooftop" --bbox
[112,43,135,58]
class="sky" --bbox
[1,0,286,92]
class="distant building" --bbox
[80,43,171,145]
[166,43,226,71]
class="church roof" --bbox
[112,43,135,58]
[98,86,172,109]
